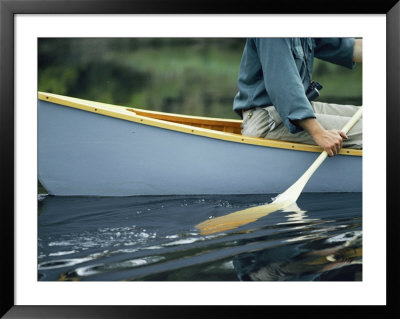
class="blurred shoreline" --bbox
[39,38,362,120]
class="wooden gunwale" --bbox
[38,92,362,156]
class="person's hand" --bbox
[297,118,348,156]
[313,129,348,156]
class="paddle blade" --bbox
[195,200,291,235]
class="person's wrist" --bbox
[308,124,325,138]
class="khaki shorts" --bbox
[241,101,362,149]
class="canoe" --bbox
[38,92,362,196]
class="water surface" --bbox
[38,193,362,281]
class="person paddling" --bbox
[233,38,362,156]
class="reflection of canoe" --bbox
[38,92,362,196]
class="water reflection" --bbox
[279,202,319,226]
[233,202,362,281]
[233,231,362,281]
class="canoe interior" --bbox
[127,108,242,134]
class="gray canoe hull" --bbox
[38,100,362,196]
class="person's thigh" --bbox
[312,101,361,118]
[265,112,362,148]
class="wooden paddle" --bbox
[196,107,363,235]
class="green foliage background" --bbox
[38,38,362,119]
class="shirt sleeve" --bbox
[254,38,315,134]
[314,38,355,69]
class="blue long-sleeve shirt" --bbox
[233,38,355,133]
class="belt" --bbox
[243,105,273,112]
[242,107,256,119]
[242,105,274,119]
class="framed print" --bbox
[1,0,399,317]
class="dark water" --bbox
[38,193,362,281]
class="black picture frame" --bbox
[1,0,398,317]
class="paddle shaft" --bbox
[274,106,363,205]
[302,106,363,172]
[303,106,362,178]
[341,107,363,135]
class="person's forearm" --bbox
[353,39,362,63]
[297,118,325,137]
